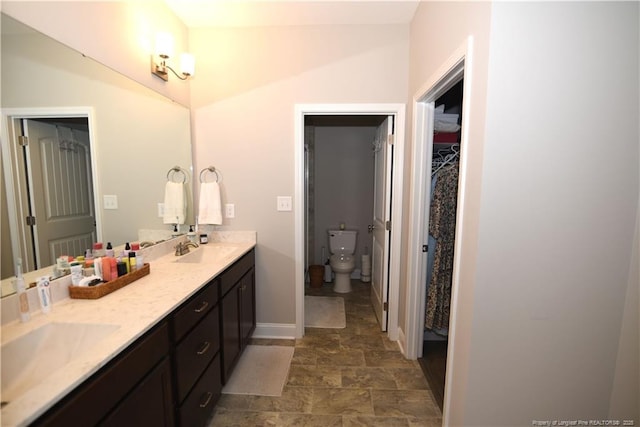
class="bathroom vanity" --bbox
[0,237,256,427]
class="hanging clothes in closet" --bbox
[425,162,459,331]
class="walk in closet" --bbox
[418,79,463,410]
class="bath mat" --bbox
[222,345,294,396]
[305,296,346,329]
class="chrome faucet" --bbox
[174,241,199,256]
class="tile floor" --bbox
[208,280,442,426]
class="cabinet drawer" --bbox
[221,249,254,297]
[174,305,220,403]
[179,355,221,427]
[173,281,218,341]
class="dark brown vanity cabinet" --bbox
[34,248,256,427]
[171,279,222,427]
[220,249,256,383]
[34,322,174,427]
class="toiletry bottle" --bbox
[172,225,180,237]
[188,225,197,244]
[36,276,51,314]
[85,248,94,260]
[131,242,140,252]
[102,257,112,282]
[70,262,83,285]
[106,242,115,257]
[93,242,106,258]
[129,252,137,272]
[123,242,131,257]
[14,258,30,322]
[110,258,118,279]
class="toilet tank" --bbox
[328,230,357,254]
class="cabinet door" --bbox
[34,322,170,427]
[221,282,241,383]
[240,268,256,346]
[100,357,174,427]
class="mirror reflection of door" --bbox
[20,118,96,269]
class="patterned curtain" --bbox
[425,165,459,330]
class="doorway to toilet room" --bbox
[294,104,406,339]
[303,115,384,328]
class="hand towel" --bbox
[198,181,222,225]
[163,181,185,224]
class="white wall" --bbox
[190,24,409,326]
[1,1,191,106]
[467,2,639,424]
[314,126,376,270]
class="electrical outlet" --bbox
[225,203,235,218]
[103,195,118,210]
[157,203,165,217]
[277,196,292,211]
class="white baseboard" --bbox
[253,322,297,340]
[397,326,409,358]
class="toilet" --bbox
[328,230,357,293]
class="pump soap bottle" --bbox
[14,258,30,322]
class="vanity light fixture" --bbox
[151,32,195,81]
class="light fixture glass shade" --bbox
[155,32,174,58]
[180,53,195,77]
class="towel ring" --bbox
[167,166,188,183]
[199,166,220,183]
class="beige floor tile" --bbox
[311,388,374,415]
[371,389,440,418]
[287,365,341,387]
[278,413,343,426]
[343,415,411,426]
[249,386,313,413]
[341,367,398,389]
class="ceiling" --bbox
[165,0,420,28]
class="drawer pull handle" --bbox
[197,341,211,355]
[199,392,213,408]
[193,301,209,313]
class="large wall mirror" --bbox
[1,13,194,296]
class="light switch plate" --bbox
[157,203,165,217]
[104,195,118,210]
[277,196,292,211]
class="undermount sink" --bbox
[1,322,119,403]
[174,247,206,263]
[173,245,237,264]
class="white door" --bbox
[371,116,394,331]
[23,119,96,267]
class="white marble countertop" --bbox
[0,235,256,426]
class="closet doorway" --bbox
[418,79,463,410]
[404,37,474,421]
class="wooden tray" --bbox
[69,263,150,300]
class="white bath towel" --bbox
[162,181,185,224]
[198,181,222,225]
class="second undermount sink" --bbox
[1,322,120,404]
[173,245,237,263]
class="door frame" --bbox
[404,37,473,422]
[294,103,406,339]
[1,107,101,272]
